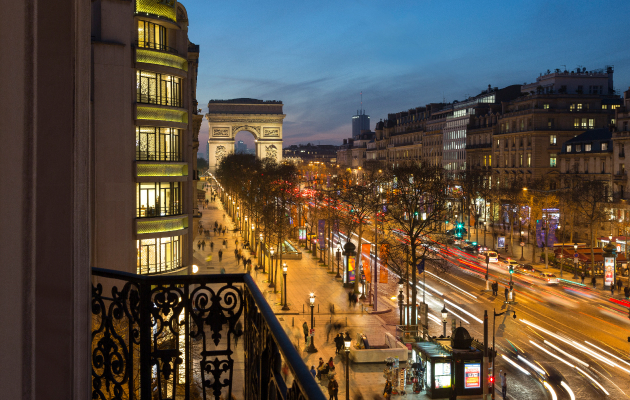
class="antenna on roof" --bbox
[360,91,363,114]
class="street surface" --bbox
[200,183,630,399]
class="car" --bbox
[519,264,536,273]
[479,250,498,263]
[463,245,477,254]
[537,272,559,284]
[501,259,521,269]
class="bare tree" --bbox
[383,164,449,326]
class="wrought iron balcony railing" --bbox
[92,267,324,400]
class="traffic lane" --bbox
[382,266,623,399]
[425,260,630,397]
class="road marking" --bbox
[449,291,472,304]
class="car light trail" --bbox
[543,381,557,400]
[501,354,530,375]
[529,340,576,369]
[425,270,477,299]
[560,381,576,400]
[584,341,630,369]
[443,299,482,323]
[520,319,568,342]
[570,341,630,374]
[428,313,442,324]
[543,340,589,368]
[575,366,610,396]
[443,308,470,324]
[517,355,546,376]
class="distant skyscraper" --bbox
[235,140,247,153]
[352,92,370,139]
[352,110,370,139]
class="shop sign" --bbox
[434,362,451,389]
[464,363,481,389]
[298,228,306,241]
[497,236,505,249]
[605,257,614,287]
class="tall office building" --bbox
[352,110,370,139]
[235,140,247,153]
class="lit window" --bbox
[574,118,580,128]
[520,154,523,167]
[589,119,594,128]
[581,118,588,129]
[550,154,557,167]
[576,145,582,152]
[543,103,550,109]
[585,144,592,152]
[602,105,608,110]
[527,153,531,167]
[570,104,576,111]
[602,142,608,151]
[566,145,572,152]
[550,135,557,145]
[612,105,620,110]
[489,155,492,166]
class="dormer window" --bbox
[585,144,592,152]
[566,145,572,152]
[576,145,582,152]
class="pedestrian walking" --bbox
[611,283,615,295]
[383,380,392,399]
[501,372,507,399]
[223,213,226,220]
[220,267,226,274]
[310,366,317,379]
[236,254,241,266]
[327,376,339,400]
[201,240,206,251]
[218,250,223,262]
[210,241,214,252]
[214,227,217,235]
[617,278,623,292]
[504,287,509,302]
[303,321,309,343]
[580,271,585,284]
[235,239,239,247]
[197,240,201,251]
[592,275,597,288]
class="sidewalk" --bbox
[195,190,438,399]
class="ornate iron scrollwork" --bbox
[91,269,325,400]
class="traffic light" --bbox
[488,376,495,384]
[445,220,449,225]
[509,266,514,274]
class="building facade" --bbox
[91,0,201,275]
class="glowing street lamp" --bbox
[441,304,448,337]
[307,293,317,353]
[282,263,290,310]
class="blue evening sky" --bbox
[185,0,630,151]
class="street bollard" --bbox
[318,304,320,313]
[303,304,305,314]
[292,317,294,327]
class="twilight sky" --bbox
[186,0,630,153]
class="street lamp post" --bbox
[441,304,448,337]
[251,223,255,252]
[259,234,264,271]
[336,245,342,279]
[519,230,526,261]
[282,263,290,310]
[344,332,351,400]
[573,243,579,280]
[269,247,275,288]
[397,279,404,325]
[307,293,317,353]
[492,308,516,400]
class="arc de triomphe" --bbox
[206,98,285,173]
